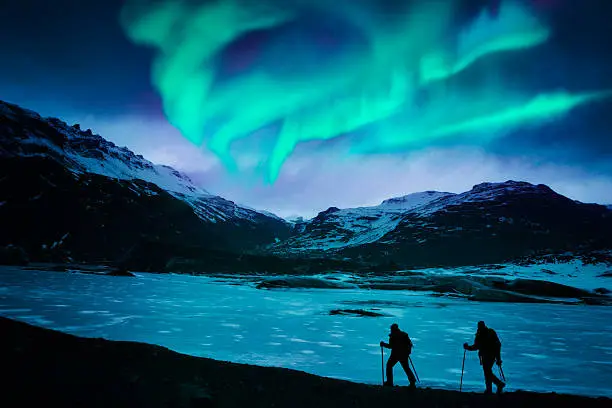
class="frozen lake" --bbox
[1,267,611,397]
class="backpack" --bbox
[403,332,413,352]
[488,328,501,354]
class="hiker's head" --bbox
[390,323,399,333]
[478,321,486,331]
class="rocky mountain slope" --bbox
[0,100,292,268]
[271,181,612,268]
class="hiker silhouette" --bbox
[380,323,417,388]
[464,320,506,394]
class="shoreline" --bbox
[9,263,612,306]
[2,316,611,407]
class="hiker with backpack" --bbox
[463,320,506,394]
[380,323,417,388]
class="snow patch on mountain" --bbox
[43,118,210,198]
[236,203,287,223]
[379,191,455,210]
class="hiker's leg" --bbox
[399,359,417,385]
[386,355,399,385]
[490,366,503,387]
[482,359,494,393]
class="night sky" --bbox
[2,0,612,218]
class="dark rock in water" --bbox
[361,283,423,291]
[598,271,612,278]
[256,277,356,290]
[493,279,592,299]
[0,245,29,266]
[467,289,568,304]
[593,288,611,295]
[107,268,136,277]
[329,309,387,317]
[341,300,407,307]
[582,297,612,306]
[481,264,507,270]
[541,269,557,275]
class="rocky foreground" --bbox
[2,317,611,408]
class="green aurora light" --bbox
[120,0,611,183]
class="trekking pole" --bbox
[460,349,466,392]
[499,365,507,382]
[409,356,420,383]
[380,346,385,385]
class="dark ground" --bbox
[2,317,611,408]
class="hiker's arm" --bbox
[464,342,477,351]
[380,341,391,349]
[464,336,479,351]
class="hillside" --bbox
[3,316,611,407]
[0,100,292,268]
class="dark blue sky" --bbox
[2,0,612,216]
[4,0,611,116]
[1,0,159,117]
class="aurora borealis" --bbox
[2,0,612,217]
[120,0,610,183]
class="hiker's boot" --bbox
[383,381,393,387]
[408,382,417,390]
[497,382,506,395]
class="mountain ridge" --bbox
[0,99,292,268]
[0,100,285,224]
[271,180,612,267]
[2,99,611,271]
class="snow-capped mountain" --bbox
[271,181,612,268]
[3,100,611,271]
[0,100,291,267]
[0,100,283,224]
[272,191,453,252]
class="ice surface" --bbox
[0,267,611,397]
[406,261,611,291]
